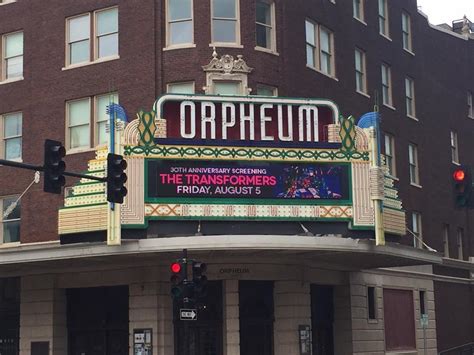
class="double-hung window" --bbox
[1,112,22,161]
[1,31,23,81]
[66,93,119,151]
[381,63,392,107]
[1,196,20,244]
[256,0,276,52]
[412,211,422,248]
[405,77,416,118]
[305,20,335,78]
[402,12,412,52]
[408,143,419,185]
[384,134,396,176]
[66,7,118,67]
[468,91,473,118]
[211,0,240,45]
[166,0,193,47]
[354,48,367,94]
[378,0,389,38]
[353,0,365,23]
[450,131,459,164]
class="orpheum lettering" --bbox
[179,101,320,142]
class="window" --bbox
[381,63,393,107]
[1,31,23,81]
[256,0,276,52]
[468,91,473,118]
[166,0,193,47]
[66,7,118,66]
[1,112,22,161]
[353,0,365,22]
[457,228,463,260]
[443,224,450,258]
[355,48,367,94]
[419,290,426,315]
[402,12,412,52]
[450,131,459,163]
[405,77,416,118]
[213,81,241,95]
[254,84,277,96]
[66,93,119,151]
[412,211,422,248]
[408,143,419,185]
[367,286,376,320]
[211,0,240,45]
[378,0,389,37]
[1,196,20,244]
[167,81,195,94]
[384,133,396,176]
[305,20,335,77]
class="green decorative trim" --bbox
[146,197,352,206]
[124,145,369,161]
[122,222,149,229]
[143,215,352,222]
[339,115,357,152]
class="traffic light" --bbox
[192,262,208,298]
[107,153,128,203]
[43,139,66,194]
[170,260,186,299]
[452,165,472,208]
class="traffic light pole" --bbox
[0,159,107,182]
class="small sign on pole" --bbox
[420,314,429,328]
[180,309,197,321]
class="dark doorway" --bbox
[0,278,20,355]
[311,284,334,355]
[67,286,129,355]
[239,281,274,355]
[174,281,223,355]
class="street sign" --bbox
[420,314,429,328]
[180,309,197,321]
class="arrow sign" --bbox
[180,309,198,321]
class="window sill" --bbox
[383,103,396,111]
[163,44,196,51]
[254,46,279,56]
[0,77,24,86]
[209,43,243,49]
[66,147,95,155]
[410,182,422,189]
[452,161,461,166]
[356,90,370,99]
[380,33,392,42]
[403,48,415,56]
[367,319,378,324]
[0,0,17,5]
[306,65,338,81]
[354,17,367,26]
[407,114,418,121]
[468,115,474,120]
[0,242,21,248]
[0,157,23,165]
[62,55,120,71]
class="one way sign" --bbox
[180,309,198,321]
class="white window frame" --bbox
[381,63,393,108]
[66,93,119,153]
[450,131,459,164]
[65,6,119,68]
[255,0,277,54]
[443,224,449,258]
[412,211,422,249]
[95,93,119,147]
[402,12,413,53]
[408,143,419,186]
[405,77,416,119]
[468,91,473,118]
[210,0,241,47]
[353,0,365,24]
[166,81,196,94]
[0,196,20,245]
[378,0,389,38]
[457,228,463,260]
[0,111,22,161]
[384,133,396,177]
[1,30,24,82]
[165,0,195,49]
[305,20,336,79]
[355,48,367,95]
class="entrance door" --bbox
[311,285,334,355]
[0,278,20,355]
[67,286,129,355]
[174,281,223,355]
[239,281,274,355]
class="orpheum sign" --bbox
[154,95,340,146]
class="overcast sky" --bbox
[416,0,474,25]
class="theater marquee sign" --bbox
[58,94,406,238]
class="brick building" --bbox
[0,0,473,354]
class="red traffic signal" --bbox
[453,169,466,182]
[171,262,181,273]
[452,166,472,208]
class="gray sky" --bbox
[416,0,474,25]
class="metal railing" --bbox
[439,342,474,355]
